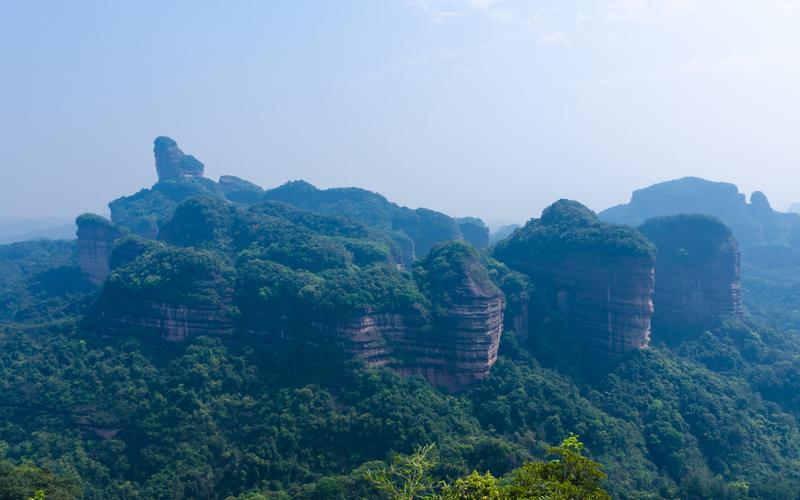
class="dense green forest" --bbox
[2,177,800,499]
[0,236,799,498]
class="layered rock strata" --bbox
[397,290,503,391]
[402,241,505,390]
[76,214,125,285]
[494,200,655,362]
[98,301,233,342]
[239,241,505,391]
[639,214,743,326]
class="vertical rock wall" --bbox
[640,214,744,327]
[76,214,125,285]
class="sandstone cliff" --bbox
[639,214,744,327]
[494,200,655,363]
[405,241,504,390]
[234,241,504,391]
[76,214,126,285]
[93,245,234,341]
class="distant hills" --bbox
[600,176,800,255]
[0,217,75,244]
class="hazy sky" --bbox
[2,1,800,225]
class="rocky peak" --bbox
[153,136,204,182]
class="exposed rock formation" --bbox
[153,136,204,181]
[235,241,504,391]
[313,310,426,366]
[639,215,744,327]
[494,200,655,362]
[98,301,233,341]
[76,214,125,285]
[404,241,504,390]
[94,245,234,341]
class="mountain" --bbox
[0,217,76,244]
[600,176,800,251]
[108,137,488,258]
[2,139,800,498]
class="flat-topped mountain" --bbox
[601,176,800,251]
[494,200,656,363]
[640,214,744,329]
[88,179,505,390]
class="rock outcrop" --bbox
[235,241,504,391]
[494,200,655,363]
[403,241,504,390]
[98,301,233,341]
[94,245,234,341]
[153,136,205,181]
[639,215,743,327]
[76,214,125,285]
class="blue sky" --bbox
[2,0,800,225]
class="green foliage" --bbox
[159,196,236,250]
[102,245,233,307]
[262,180,466,255]
[507,435,609,500]
[0,459,80,500]
[366,436,611,500]
[364,443,437,500]
[639,214,734,261]
[413,241,500,317]
[0,240,92,324]
[494,199,655,264]
[5,176,800,500]
[438,471,503,499]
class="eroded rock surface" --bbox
[494,200,655,363]
[76,214,125,285]
[640,214,743,327]
[153,136,205,181]
[403,241,504,390]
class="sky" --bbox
[2,0,800,226]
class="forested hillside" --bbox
[1,140,800,499]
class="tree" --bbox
[438,471,503,499]
[364,444,437,500]
[508,434,610,500]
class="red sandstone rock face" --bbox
[312,288,504,392]
[76,215,125,285]
[545,253,655,358]
[98,301,234,341]
[244,243,506,391]
[493,200,656,364]
[397,292,504,391]
[640,215,744,327]
[652,241,742,325]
